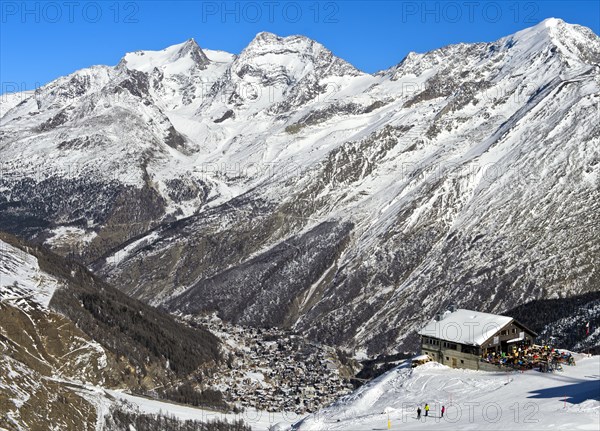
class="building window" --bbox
[424,337,435,345]
[462,345,478,355]
[461,360,464,364]
[425,338,440,346]
[445,357,449,360]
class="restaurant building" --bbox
[418,307,537,371]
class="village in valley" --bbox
[179,307,592,416]
[188,314,356,414]
[177,307,592,414]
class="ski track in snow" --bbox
[292,355,600,431]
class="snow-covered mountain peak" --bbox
[191,31,365,116]
[509,17,569,45]
[174,38,211,65]
[384,18,599,81]
[238,31,361,78]
[251,30,283,44]
[245,30,314,48]
[522,16,594,36]
[506,17,600,64]
[539,16,564,28]
[120,38,211,74]
[244,31,336,53]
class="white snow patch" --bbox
[0,239,61,307]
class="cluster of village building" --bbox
[184,307,565,414]
[195,315,355,413]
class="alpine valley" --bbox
[1,17,599,385]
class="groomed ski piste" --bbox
[70,354,599,431]
[290,356,600,431]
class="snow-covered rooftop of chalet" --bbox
[418,308,513,346]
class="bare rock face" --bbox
[2,19,599,354]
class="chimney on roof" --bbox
[448,304,457,313]
[434,312,444,321]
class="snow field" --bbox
[292,356,600,430]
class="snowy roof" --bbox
[418,309,513,346]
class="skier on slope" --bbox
[424,403,430,417]
[441,405,445,418]
[417,406,422,419]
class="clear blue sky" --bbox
[1,1,599,93]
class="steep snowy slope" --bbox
[0,238,60,306]
[2,18,599,355]
[0,233,226,430]
[1,237,114,430]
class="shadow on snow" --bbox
[528,380,600,404]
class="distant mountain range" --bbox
[1,18,598,355]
